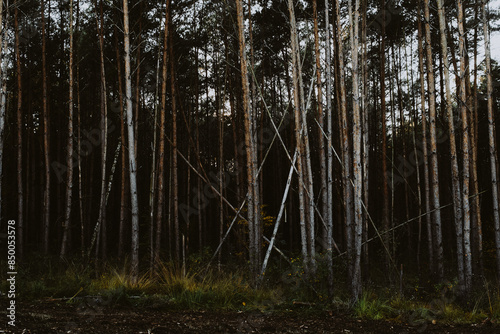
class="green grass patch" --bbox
[4,255,500,325]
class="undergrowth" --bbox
[2,253,500,325]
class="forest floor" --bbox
[0,299,499,333]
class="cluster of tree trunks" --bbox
[0,0,499,300]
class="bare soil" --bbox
[1,299,499,333]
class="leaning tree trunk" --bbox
[94,0,108,261]
[123,0,140,280]
[482,0,500,282]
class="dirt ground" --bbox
[1,299,499,333]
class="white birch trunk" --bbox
[123,0,140,280]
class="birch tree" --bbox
[457,0,472,292]
[123,0,140,280]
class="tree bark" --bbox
[417,1,433,273]
[236,0,260,281]
[61,0,75,258]
[312,0,327,256]
[436,0,465,291]
[155,0,170,267]
[114,21,127,259]
[361,0,369,277]
[323,0,334,296]
[14,1,23,258]
[424,0,444,279]
[169,15,180,264]
[123,0,140,280]
[457,0,472,292]
[94,0,108,261]
[0,0,7,230]
[482,0,500,282]
[41,0,50,255]
[379,0,390,271]
[348,0,363,301]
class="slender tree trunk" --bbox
[312,0,327,255]
[0,0,9,230]
[361,0,369,277]
[155,0,170,267]
[424,0,444,279]
[335,0,353,281]
[0,0,6,228]
[287,0,311,275]
[379,0,390,271]
[417,1,433,273]
[94,0,108,261]
[482,0,500,282]
[389,49,396,260]
[348,0,363,301]
[324,0,334,296]
[290,0,316,273]
[471,1,483,276]
[14,1,23,259]
[248,1,262,274]
[149,25,162,269]
[408,42,423,272]
[457,0,472,292]
[123,0,140,280]
[436,0,465,291]
[114,22,127,259]
[236,0,260,280]
[169,16,180,264]
[61,0,74,258]
[76,63,84,256]
[134,8,143,161]
[41,0,50,255]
